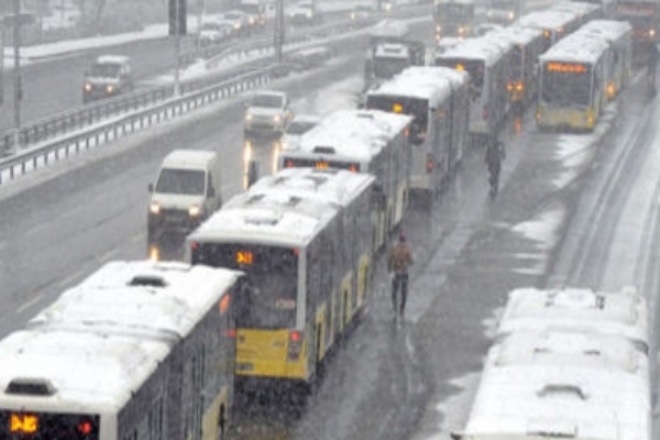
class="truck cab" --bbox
[148,150,223,258]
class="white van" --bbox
[148,150,222,247]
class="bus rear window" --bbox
[0,411,100,439]
[367,96,428,145]
[192,244,298,329]
[436,58,485,94]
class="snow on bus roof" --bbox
[436,34,512,66]
[539,30,611,64]
[287,110,412,161]
[580,19,633,41]
[551,1,601,15]
[249,167,375,209]
[0,261,241,412]
[29,261,241,342]
[492,24,544,46]
[369,19,410,39]
[0,328,170,412]
[465,350,650,440]
[190,188,338,247]
[515,9,577,31]
[497,287,649,346]
[491,330,648,374]
[367,66,468,105]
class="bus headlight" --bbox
[650,29,656,38]
[84,83,92,92]
[189,204,202,218]
[149,246,160,262]
[106,84,114,94]
[508,11,515,20]
[273,114,282,124]
[150,201,161,215]
[245,112,253,122]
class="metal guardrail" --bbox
[0,15,379,158]
[0,67,277,185]
[0,5,430,186]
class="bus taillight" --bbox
[426,154,434,173]
[288,330,303,361]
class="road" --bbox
[1,7,658,440]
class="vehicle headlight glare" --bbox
[273,114,281,123]
[245,112,253,121]
[189,204,202,218]
[106,84,114,94]
[84,83,92,92]
[150,202,161,215]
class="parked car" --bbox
[82,55,133,104]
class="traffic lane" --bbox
[0,54,367,339]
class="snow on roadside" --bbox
[510,206,566,275]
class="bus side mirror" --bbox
[148,183,154,193]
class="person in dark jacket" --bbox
[485,137,505,196]
[388,233,413,319]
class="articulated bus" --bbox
[537,26,613,131]
[277,110,413,250]
[365,66,470,200]
[492,26,546,111]
[187,168,377,390]
[433,0,476,41]
[435,35,514,145]
[452,328,650,440]
[551,1,604,24]
[515,9,583,51]
[0,261,243,440]
[581,19,633,100]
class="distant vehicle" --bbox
[350,4,376,22]
[82,55,133,104]
[244,90,293,136]
[280,114,321,152]
[289,0,320,25]
[472,22,504,37]
[147,150,223,260]
[286,46,332,71]
[485,0,522,25]
[433,0,476,41]
[236,0,268,25]
[223,10,250,31]
[198,20,233,45]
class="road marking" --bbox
[16,294,44,314]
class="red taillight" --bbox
[426,157,434,173]
[286,160,294,168]
[288,330,303,361]
[190,241,199,251]
[224,329,236,338]
[78,421,92,435]
[483,107,489,119]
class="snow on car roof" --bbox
[539,29,611,64]
[0,261,241,412]
[367,66,468,106]
[497,287,649,346]
[492,24,544,46]
[286,109,412,161]
[161,149,216,170]
[95,55,129,65]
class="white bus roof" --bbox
[579,19,633,42]
[249,167,376,209]
[493,25,544,46]
[369,19,410,39]
[95,55,129,65]
[497,287,649,346]
[0,261,241,412]
[189,188,339,248]
[551,1,601,16]
[465,346,650,440]
[437,34,513,66]
[539,30,611,64]
[161,149,217,170]
[515,10,578,32]
[367,66,468,106]
[284,110,412,162]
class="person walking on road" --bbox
[388,233,413,320]
[485,137,505,197]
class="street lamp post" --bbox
[13,0,22,151]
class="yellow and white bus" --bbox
[187,168,377,390]
[537,28,612,132]
[277,109,412,251]
[0,261,244,440]
[366,66,470,200]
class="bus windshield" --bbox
[541,64,592,107]
[436,4,473,21]
[192,243,298,329]
[155,169,206,195]
[367,96,428,145]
